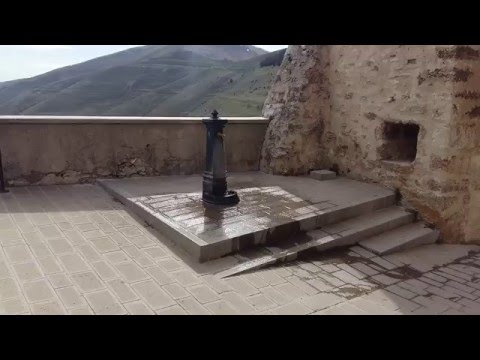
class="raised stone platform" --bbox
[98,172,395,262]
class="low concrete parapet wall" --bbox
[0,116,269,186]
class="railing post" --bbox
[0,148,9,193]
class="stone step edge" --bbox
[358,222,440,256]
[216,206,414,278]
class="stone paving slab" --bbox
[99,172,395,262]
[0,183,479,315]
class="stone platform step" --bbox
[358,222,439,255]
[310,170,336,181]
[99,175,396,262]
[217,206,414,278]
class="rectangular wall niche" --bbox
[380,121,420,162]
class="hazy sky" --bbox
[0,45,287,82]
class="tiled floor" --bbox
[1,183,480,315]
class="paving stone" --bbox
[274,301,312,315]
[97,222,117,234]
[29,243,53,258]
[0,262,12,280]
[289,267,314,279]
[433,270,467,284]
[157,258,183,272]
[411,296,449,314]
[119,226,144,238]
[300,292,343,312]
[369,257,397,270]
[4,245,34,263]
[445,280,476,293]
[188,284,220,304]
[128,235,156,249]
[347,297,395,315]
[0,297,29,315]
[177,296,211,315]
[108,232,131,247]
[429,295,463,310]
[371,274,400,286]
[347,263,379,277]
[83,230,106,239]
[255,269,286,286]
[313,301,367,315]
[441,308,466,315]
[90,237,120,253]
[121,245,155,268]
[246,293,277,312]
[273,266,292,278]
[316,271,346,287]
[47,274,72,289]
[156,305,188,315]
[63,230,87,246]
[298,262,321,273]
[58,253,90,274]
[386,284,417,300]
[274,282,307,300]
[464,281,480,291]
[69,307,94,315]
[115,262,149,283]
[224,277,259,297]
[56,286,87,309]
[442,285,477,300]
[75,223,99,232]
[143,247,168,260]
[23,279,56,303]
[36,256,63,275]
[70,271,105,293]
[124,301,154,315]
[163,283,190,300]
[12,261,43,282]
[220,290,257,315]
[104,250,130,265]
[242,273,269,289]
[204,300,239,315]
[0,278,20,301]
[106,279,138,303]
[457,298,480,314]
[0,229,24,247]
[170,270,201,287]
[306,278,334,292]
[201,275,232,294]
[131,280,175,310]
[57,222,74,231]
[85,290,126,315]
[31,300,66,315]
[337,263,368,279]
[331,270,363,285]
[417,276,444,288]
[422,272,456,283]
[441,267,473,281]
[286,276,319,296]
[145,266,174,285]
[47,238,75,255]
[38,225,63,239]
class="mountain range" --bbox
[0,45,286,116]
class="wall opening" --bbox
[380,122,419,162]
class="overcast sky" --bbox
[0,45,288,82]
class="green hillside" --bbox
[0,45,285,116]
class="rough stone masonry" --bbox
[261,45,480,244]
